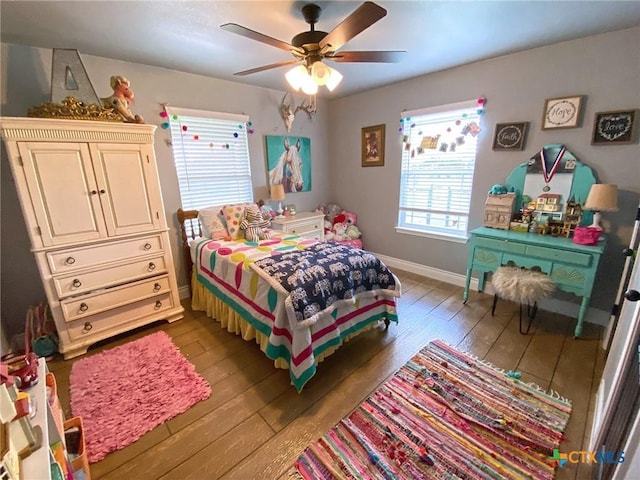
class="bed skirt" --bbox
[191,271,397,390]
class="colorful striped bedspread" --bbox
[192,235,400,391]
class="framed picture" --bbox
[542,95,584,129]
[591,110,638,145]
[265,135,312,193]
[362,124,385,167]
[492,122,529,150]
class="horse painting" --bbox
[269,137,305,193]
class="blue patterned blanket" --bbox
[252,242,399,328]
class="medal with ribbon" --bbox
[540,145,566,191]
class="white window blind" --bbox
[166,106,253,210]
[397,100,482,239]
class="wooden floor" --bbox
[48,269,605,480]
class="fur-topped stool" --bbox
[491,265,555,334]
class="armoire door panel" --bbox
[18,142,106,246]
[90,143,161,236]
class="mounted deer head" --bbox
[294,95,317,120]
[280,93,316,132]
[281,93,296,132]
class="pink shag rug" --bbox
[70,331,211,463]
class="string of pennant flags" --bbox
[400,97,486,155]
[158,104,254,150]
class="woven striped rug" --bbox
[294,340,571,479]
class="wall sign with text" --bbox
[542,95,584,129]
[492,122,529,150]
[591,110,637,145]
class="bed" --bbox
[177,207,400,391]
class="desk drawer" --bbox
[502,254,552,274]
[474,237,526,254]
[550,265,588,289]
[471,248,502,268]
[525,245,592,267]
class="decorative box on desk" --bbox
[270,211,325,241]
[463,226,606,337]
[483,193,516,230]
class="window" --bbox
[166,106,253,210]
[397,99,482,240]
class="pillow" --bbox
[222,203,255,240]
[198,206,229,240]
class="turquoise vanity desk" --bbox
[463,146,606,338]
[464,227,605,337]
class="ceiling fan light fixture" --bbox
[285,65,308,91]
[325,67,343,92]
[300,73,319,95]
[311,61,330,86]
[225,2,405,93]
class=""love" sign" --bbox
[592,110,637,145]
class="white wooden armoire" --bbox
[1,117,184,359]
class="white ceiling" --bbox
[1,1,639,98]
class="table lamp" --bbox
[584,184,618,230]
[270,183,286,218]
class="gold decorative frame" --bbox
[362,124,385,167]
[27,96,124,122]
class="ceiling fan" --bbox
[220,1,405,92]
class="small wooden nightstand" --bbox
[270,211,325,241]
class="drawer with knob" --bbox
[66,292,174,342]
[270,212,326,241]
[283,221,322,235]
[53,255,167,299]
[46,234,163,274]
[60,274,171,322]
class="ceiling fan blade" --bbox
[328,51,406,63]
[233,60,302,76]
[319,2,387,52]
[221,23,305,55]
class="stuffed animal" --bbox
[100,75,144,123]
[257,199,276,219]
[488,184,508,195]
[331,223,349,241]
[345,224,361,240]
[325,222,347,241]
[324,203,343,223]
[323,219,333,235]
[333,211,357,227]
[240,204,271,242]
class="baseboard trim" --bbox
[373,252,609,327]
[178,284,191,300]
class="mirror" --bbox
[522,144,577,219]
[506,144,597,226]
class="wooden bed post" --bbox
[177,208,201,295]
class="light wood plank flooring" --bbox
[48,269,605,479]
